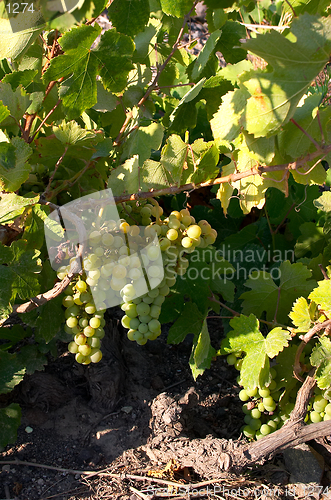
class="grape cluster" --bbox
[227,348,331,440]
[57,199,217,359]
[61,278,104,364]
[118,202,217,344]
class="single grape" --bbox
[74,333,87,345]
[153,295,165,306]
[94,327,105,339]
[78,344,92,356]
[83,326,95,337]
[85,303,96,315]
[62,296,74,308]
[126,303,138,319]
[243,426,255,438]
[166,229,178,241]
[73,293,83,306]
[112,264,127,279]
[268,380,277,391]
[129,318,140,330]
[262,396,274,407]
[89,231,102,245]
[66,317,78,328]
[136,302,151,316]
[142,295,154,304]
[80,292,92,303]
[90,349,103,363]
[313,395,328,412]
[148,319,161,333]
[168,218,181,230]
[246,388,258,397]
[325,403,331,416]
[260,424,271,436]
[121,315,132,329]
[227,354,236,366]
[79,318,89,328]
[251,408,261,419]
[90,317,101,329]
[138,323,149,334]
[259,388,270,398]
[68,341,79,354]
[75,353,86,364]
[257,403,265,412]
[249,418,261,431]
[150,305,161,318]
[234,359,243,371]
[87,337,101,348]
[186,225,201,239]
[239,390,249,402]
[310,411,322,423]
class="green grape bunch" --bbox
[227,354,331,440]
[48,193,217,362]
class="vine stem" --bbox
[208,295,288,329]
[112,143,331,203]
[293,318,331,381]
[113,2,197,147]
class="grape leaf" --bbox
[241,14,331,137]
[216,161,235,216]
[0,13,42,60]
[190,341,216,380]
[295,222,328,258]
[0,403,21,448]
[311,336,331,390]
[0,137,32,193]
[121,122,164,166]
[0,240,41,320]
[215,20,247,64]
[3,69,38,91]
[240,261,316,324]
[43,25,134,118]
[17,345,48,374]
[53,120,102,146]
[190,319,215,379]
[289,297,312,333]
[0,351,26,394]
[308,280,331,312]
[279,94,331,160]
[108,156,140,195]
[210,87,250,147]
[314,191,331,212]
[32,296,64,344]
[0,101,10,124]
[212,14,331,141]
[0,82,31,127]
[220,314,290,389]
[160,0,194,17]
[273,344,300,396]
[168,78,206,131]
[167,302,204,344]
[108,0,150,37]
[191,30,222,81]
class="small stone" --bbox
[37,478,44,485]
[283,444,323,484]
[2,465,10,472]
[121,406,133,414]
[25,426,33,433]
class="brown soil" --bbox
[0,312,301,500]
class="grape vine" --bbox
[0,0,331,459]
